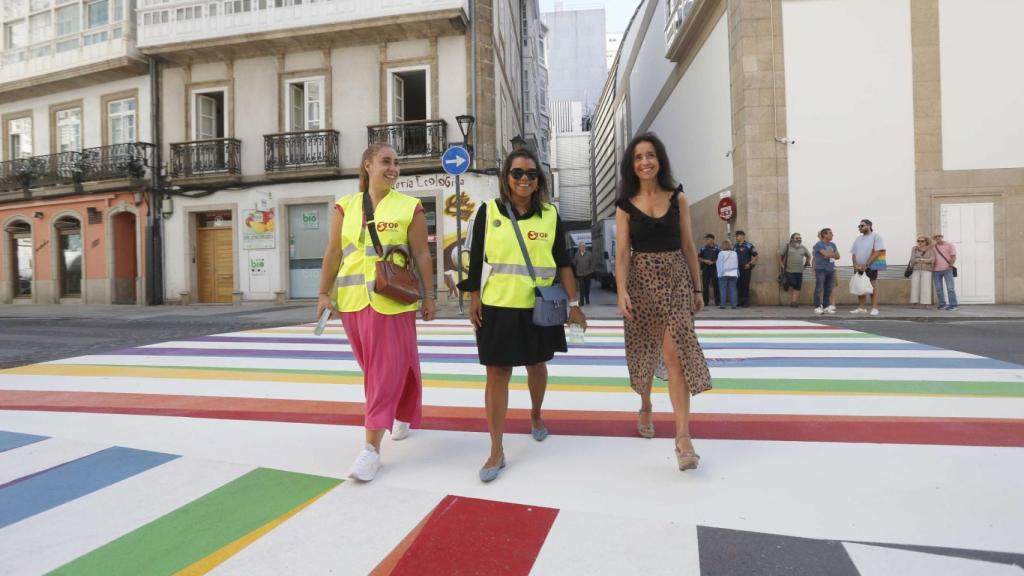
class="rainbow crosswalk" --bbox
[1,320,1023,574]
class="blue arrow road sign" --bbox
[441,146,471,175]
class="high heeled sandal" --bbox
[675,436,700,471]
[637,409,655,439]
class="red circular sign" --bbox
[717,197,736,222]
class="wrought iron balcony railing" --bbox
[82,142,154,181]
[0,152,80,192]
[264,129,340,172]
[366,119,447,159]
[169,138,242,179]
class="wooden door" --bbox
[198,227,234,303]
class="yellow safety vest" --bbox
[335,189,422,315]
[482,199,559,308]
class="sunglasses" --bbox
[917,239,927,243]
[510,168,539,181]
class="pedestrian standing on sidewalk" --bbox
[614,132,711,472]
[908,236,935,308]
[316,142,437,482]
[573,243,594,306]
[716,240,739,309]
[932,234,959,311]
[460,148,587,483]
[698,234,721,307]
[735,231,758,307]
[778,233,811,308]
[850,218,886,316]
[812,228,840,315]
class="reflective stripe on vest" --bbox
[481,199,559,309]
[334,190,421,314]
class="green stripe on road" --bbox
[48,468,341,576]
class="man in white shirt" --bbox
[850,219,886,316]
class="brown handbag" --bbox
[363,192,421,305]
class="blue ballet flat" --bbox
[479,458,506,483]
[531,425,549,442]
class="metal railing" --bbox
[264,129,340,172]
[169,138,242,178]
[367,119,447,159]
[82,142,154,181]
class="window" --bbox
[206,3,217,16]
[286,79,322,131]
[224,0,252,13]
[175,5,201,20]
[56,4,79,36]
[86,0,108,28]
[8,117,32,160]
[112,0,124,21]
[29,13,51,44]
[193,90,225,140]
[4,0,27,20]
[142,10,169,25]
[30,0,51,11]
[55,218,82,297]
[4,21,27,50]
[56,108,82,152]
[388,68,427,123]
[108,98,136,144]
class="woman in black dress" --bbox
[459,148,587,482]
[615,133,711,471]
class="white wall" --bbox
[332,45,379,169]
[939,0,1024,171]
[438,35,469,146]
[648,13,731,205]
[628,0,674,131]
[782,0,917,265]
[615,0,648,90]
[0,76,151,158]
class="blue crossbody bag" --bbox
[503,201,568,327]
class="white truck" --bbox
[590,217,617,290]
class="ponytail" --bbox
[359,142,393,193]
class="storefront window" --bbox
[55,217,82,297]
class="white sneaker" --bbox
[348,445,381,481]
[391,420,410,441]
[825,306,836,315]
[870,308,880,316]
[813,307,824,315]
[851,308,866,314]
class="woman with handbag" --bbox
[908,236,935,308]
[316,142,436,482]
[614,133,711,471]
[459,148,587,483]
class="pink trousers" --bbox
[340,307,423,430]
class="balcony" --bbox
[0,27,146,104]
[264,129,341,179]
[169,138,242,186]
[137,0,469,64]
[664,0,718,63]
[367,120,447,170]
[0,143,154,196]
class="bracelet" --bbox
[318,292,329,296]
[693,290,702,293]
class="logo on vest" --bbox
[376,221,400,232]
[527,230,549,240]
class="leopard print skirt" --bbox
[624,250,712,396]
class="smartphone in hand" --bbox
[313,308,332,336]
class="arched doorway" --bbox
[53,216,83,298]
[111,211,138,304]
[4,220,33,300]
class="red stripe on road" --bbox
[383,495,558,576]
[2,390,1022,447]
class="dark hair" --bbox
[499,148,549,214]
[705,233,716,240]
[617,132,677,203]
[818,228,832,238]
[735,230,746,236]
[790,233,802,242]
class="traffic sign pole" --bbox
[441,146,471,315]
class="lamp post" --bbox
[453,114,475,313]
[510,134,527,150]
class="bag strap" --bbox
[503,200,538,284]
[935,245,953,266]
[362,192,384,258]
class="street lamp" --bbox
[452,114,475,315]
[455,114,475,147]
[510,134,527,150]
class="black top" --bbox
[616,191,682,253]
[736,241,758,266]
[457,202,570,293]
[698,244,720,269]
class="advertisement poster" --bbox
[243,209,275,250]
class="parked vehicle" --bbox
[591,217,617,290]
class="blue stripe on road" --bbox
[187,335,937,351]
[0,446,178,528]
[0,430,49,453]
[100,347,1020,369]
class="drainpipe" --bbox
[470,0,478,167]
[147,55,164,305]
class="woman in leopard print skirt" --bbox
[614,133,712,471]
